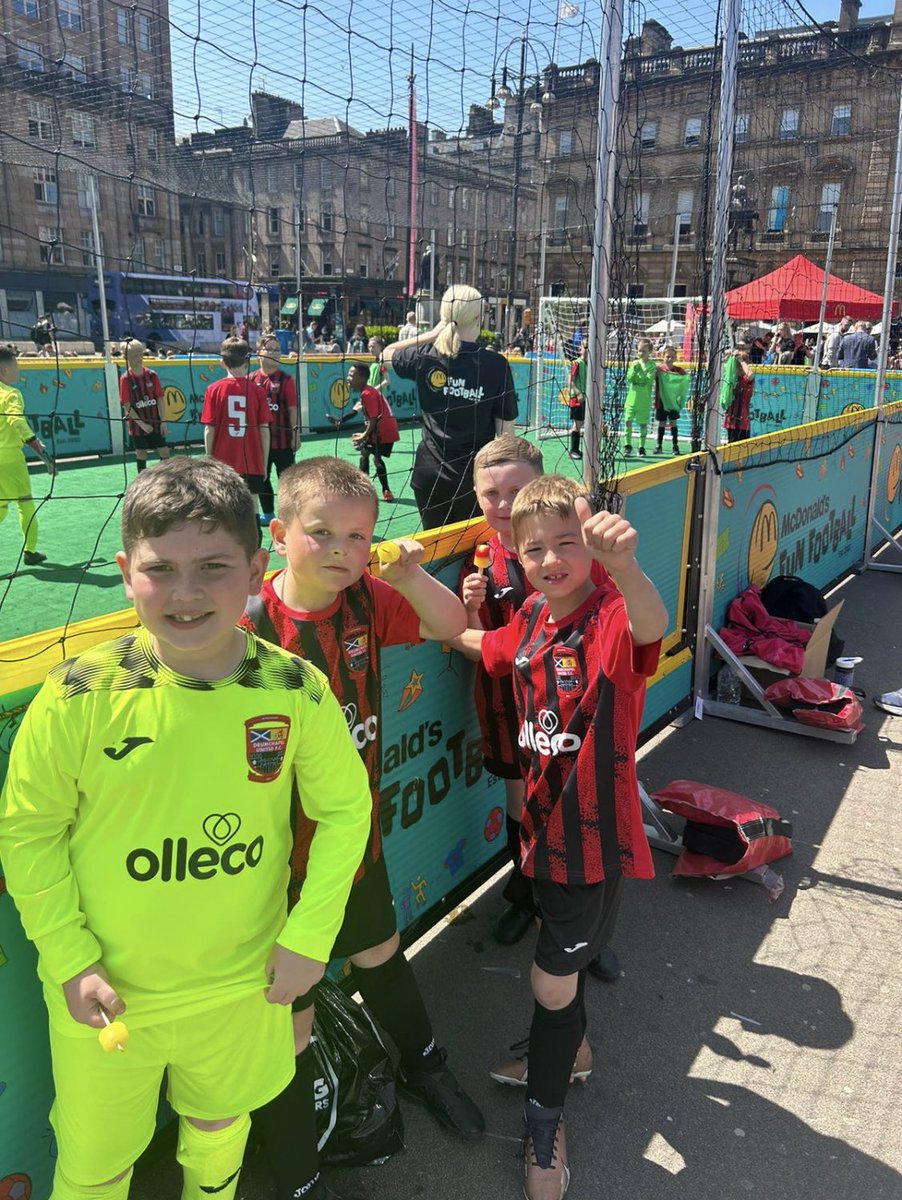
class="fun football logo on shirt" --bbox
[518,708,581,757]
[244,715,291,782]
[426,367,448,391]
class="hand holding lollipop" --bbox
[98,1008,129,1053]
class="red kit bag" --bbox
[651,779,793,877]
[762,678,864,733]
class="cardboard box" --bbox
[739,600,844,690]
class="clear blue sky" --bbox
[168,0,892,136]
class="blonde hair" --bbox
[510,474,589,549]
[276,456,378,526]
[434,285,484,357]
[473,434,543,480]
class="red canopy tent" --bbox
[725,254,892,322]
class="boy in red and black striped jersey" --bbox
[201,337,272,507]
[252,335,299,524]
[456,436,542,946]
[240,458,483,1200]
[457,475,667,1200]
[118,339,170,472]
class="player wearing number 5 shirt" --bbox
[201,337,272,497]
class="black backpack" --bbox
[760,575,844,665]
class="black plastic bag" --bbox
[312,977,405,1168]
[760,574,844,664]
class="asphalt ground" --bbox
[129,563,902,1200]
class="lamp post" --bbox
[486,32,554,346]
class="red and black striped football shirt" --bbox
[482,584,660,884]
[240,572,421,897]
[459,534,535,770]
[251,368,298,452]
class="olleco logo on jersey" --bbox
[125,814,263,883]
[519,709,581,757]
[343,702,378,750]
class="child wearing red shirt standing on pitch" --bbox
[201,337,272,511]
[240,457,484,1200]
[118,339,169,472]
[456,475,667,1200]
[252,334,299,525]
[346,361,400,501]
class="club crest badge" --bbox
[245,715,291,782]
[343,627,370,672]
[553,646,582,695]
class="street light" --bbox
[486,31,555,345]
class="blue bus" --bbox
[88,272,261,353]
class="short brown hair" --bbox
[510,474,589,549]
[121,457,260,559]
[472,435,543,480]
[220,337,251,369]
[276,457,378,526]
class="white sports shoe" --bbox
[874,689,902,716]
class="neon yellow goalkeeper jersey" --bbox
[0,380,35,457]
[0,627,371,1033]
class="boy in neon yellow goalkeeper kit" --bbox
[0,457,371,1200]
[0,344,54,564]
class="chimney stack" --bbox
[838,0,861,32]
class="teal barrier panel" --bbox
[870,402,902,553]
[815,369,902,421]
[18,362,112,457]
[711,416,874,634]
[622,468,691,651]
[746,368,807,434]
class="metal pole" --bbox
[89,175,111,360]
[864,84,902,571]
[528,221,547,430]
[506,32,528,348]
[429,227,435,306]
[665,211,681,341]
[584,6,624,496]
[407,46,418,301]
[294,204,303,348]
[692,0,742,702]
[811,201,839,369]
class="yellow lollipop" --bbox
[98,1009,128,1053]
[473,543,491,572]
[376,541,401,565]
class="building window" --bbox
[76,172,98,210]
[57,0,82,31]
[213,208,224,236]
[778,108,799,139]
[80,229,95,265]
[14,0,40,16]
[430,182,439,207]
[17,41,44,71]
[155,239,167,269]
[684,118,702,147]
[215,250,226,273]
[39,226,64,264]
[117,8,131,44]
[816,182,841,232]
[321,208,333,232]
[119,68,133,92]
[294,163,305,189]
[387,177,396,198]
[553,195,567,232]
[358,168,370,193]
[633,193,649,236]
[386,221,395,239]
[266,164,278,192]
[269,253,280,277]
[676,189,693,235]
[147,129,158,161]
[60,53,86,81]
[267,207,280,235]
[448,188,455,210]
[447,224,455,247]
[321,161,333,189]
[831,103,851,137]
[460,227,468,249]
[734,113,749,143]
[640,122,657,149]
[137,14,152,51]
[558,130,573,155]
[359,256,369,278]
[458,260,467,283]
[766,185,789,232]
[137,183,156,217]
[71,112,95,148]
[196,251,206,274]
[323,259,333,276]
[28,101,53,141]
[136,72,154,99]
[33,168,58,204]
[195,212,206,237]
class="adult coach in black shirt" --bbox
[383,285,518,530]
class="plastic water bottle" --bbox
[834,656,862,687]
[716,664,742,705]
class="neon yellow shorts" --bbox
[49,990,294,1186]
[0,453,32,503]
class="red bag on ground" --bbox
[652,779,793,877]
[762,678,864,733]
